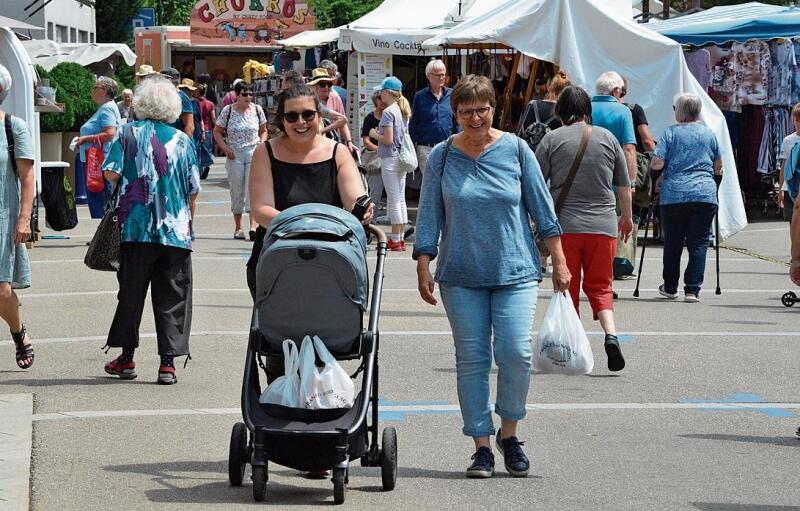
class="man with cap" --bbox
[308,68,355,152]
[161,67,195,139]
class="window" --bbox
[70,27,77,43]
[79,30,88,43]
[47,22,54,41]
[90,33,95,43]
[55,25,67,43]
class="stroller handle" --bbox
[366,224,387,244]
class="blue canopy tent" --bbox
[647,2,800,45]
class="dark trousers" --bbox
[660,202,718,296]
[784,191,795,223]
[107,242,193,356]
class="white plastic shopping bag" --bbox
[259,339,302,407]
[533,291,594,375]
[298,335,356,409]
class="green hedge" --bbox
[37,65,74,132]
[38,63,97,132]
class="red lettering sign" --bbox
[231,0,245,10]
[283,0,295,18]
[198,2,214,22]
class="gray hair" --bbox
[371,87,382,106]
[425,59,445,76]
[122,88,133,97]
[132,76,181,123]
[319,59,337,74]
[673,93,702,123]
[0,64,11,103]
[595,71,624,96]
[95,76,118,101]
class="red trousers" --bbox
[560,233,616,319]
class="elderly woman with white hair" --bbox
[101,76,201,385]
[651,93,722,303]
[75,76,122,218]
[0,64,35,369]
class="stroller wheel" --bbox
[228,422,248,486]
[252,465,267,502]
[782,291,797,307]
[332,467,347,505]
[380,427,398,491]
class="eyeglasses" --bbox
[239,92,253,97]
[317,82,333,89]
[457,106,492,119]
[283,110,318,123]
[430,73,446,78]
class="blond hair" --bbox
[548,71,571,98]
[387,90,412,119]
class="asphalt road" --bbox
[1,159,799,511]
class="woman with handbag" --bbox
[414,75,570,479]
[100,76,201,385]
[534,86,633,372]
[74,76,122,219]
[213,80,268,241]
[369,76,412,251]
[0,64,36,369]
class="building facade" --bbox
[2,0,96,43]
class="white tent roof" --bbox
[21,40,136,71]
[424,0,746,239]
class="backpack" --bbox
[519,101,557,152]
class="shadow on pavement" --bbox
[0,376,151,387]
[680,433,800,448]
[692,503,800,511]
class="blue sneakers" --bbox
[465,446,494,478]
[495,431,529,477]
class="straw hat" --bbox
[307,68,334,86]
[178,78,198,91]
[135,64,157,77]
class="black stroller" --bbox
[227,203,396,504]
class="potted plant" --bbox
[36,65,73,163]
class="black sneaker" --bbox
[200,166,210,180]
[604,334,626,372]
[465,446,494,479]
[495,431,529,477]
[403,225,415,241]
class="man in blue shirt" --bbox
[160,67,195,140]
[591,71,637,185]
[408,59,460,176]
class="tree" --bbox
[309,0,384,30]
[140,0,196,26]
[96,0,142,43]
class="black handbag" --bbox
[84,183,121,271]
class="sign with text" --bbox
[190,0,315,46]
[340,29,442,56]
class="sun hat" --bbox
[178,78,198,91]
[135,64,157,77]
[307,68,334,86]
[380,76,402,92]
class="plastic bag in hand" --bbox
[533,291,594,375]
[299,335,356,409]
[259,339,301,407]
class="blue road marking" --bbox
[588,333,635,343]
[375,397,459,422]
[680,393,796,418]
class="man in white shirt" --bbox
[778,104,800,222]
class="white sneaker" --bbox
[685,293,700,303]
[658,285,678,299]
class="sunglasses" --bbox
[239,92,253,97]
[317,82,333,89]
[283,110,318,123]
[457,106,492,119]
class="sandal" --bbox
[233,230,246,240]
[12,324,33,369]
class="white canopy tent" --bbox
[423,0,746,239]
[21,40,136,71]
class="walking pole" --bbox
[715,212,721,295]
[633,171,657,298]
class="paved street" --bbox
[1,159,799,510]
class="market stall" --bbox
[423,0,747,239]
[648,2,800,217]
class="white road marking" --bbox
[30,401,800,422]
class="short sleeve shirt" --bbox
[171,90,195,133]
[79,101,121,162]
[378,103,405,159]
[217,104,267,151]
[102,121,201,250]
[361,112,380,146]
[591,96,635,147]
[654,124,720,206]
[628,103,649,153]
[780,132,800,191]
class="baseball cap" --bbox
[380,76,402,92]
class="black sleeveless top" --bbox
[247,140,342,268]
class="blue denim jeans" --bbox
[660,201,718,296]
[439,281,539,438]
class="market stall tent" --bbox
[424,0,746,239]
[21,40,137,71]
[646,2,800,45]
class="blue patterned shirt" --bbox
[655,123,720,206]
[102,121,201,250]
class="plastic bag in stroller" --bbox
[228,203,396,505]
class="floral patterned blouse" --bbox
[217,103,267,151]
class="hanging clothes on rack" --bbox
[732,40,771,106]
[767,39,796,107]
[685,48,712,91]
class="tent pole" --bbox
[523,59,540,106]
[499,51,521,131]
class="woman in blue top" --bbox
[75,76,121,218]
[651,93,722,303]
[0,64,36,369]
[414,75,570,479]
